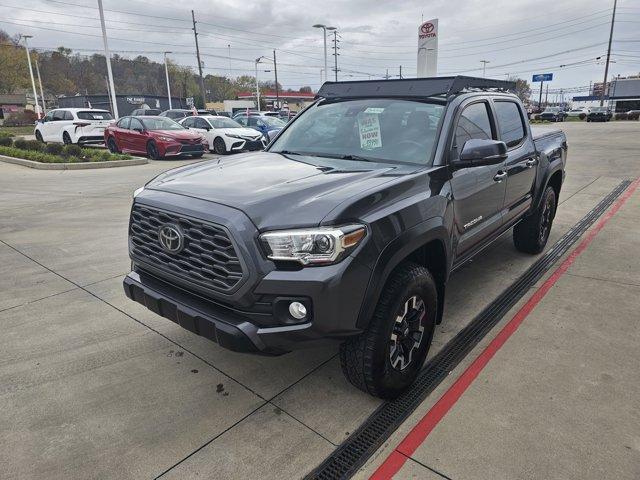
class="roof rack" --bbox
[315,76,516,99]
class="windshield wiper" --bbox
[320,153,373,162]
[273,150,304,155]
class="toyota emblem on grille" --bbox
[158,224,184,253]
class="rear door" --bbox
[493,99,538,224]
[449,100,507,257]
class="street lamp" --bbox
[255,56,269,109]
[97,0,118,117]
[164,51,173,109]
[19,35,41,119]
[313,24,336,84]
[480,60,490,77]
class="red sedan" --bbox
[104,116,208,159]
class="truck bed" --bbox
[531,125,563,141]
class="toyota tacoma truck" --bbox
[123,76,567,398]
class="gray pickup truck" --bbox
[124,76,567,398]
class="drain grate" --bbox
[306,180,632,480]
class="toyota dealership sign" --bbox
[417,19,438,77]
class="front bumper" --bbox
[160,141,208,156]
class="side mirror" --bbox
[133,128,144,133]
[453,139,508,169]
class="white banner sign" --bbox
[417,19,438,77]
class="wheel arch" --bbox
[356,217,451,330]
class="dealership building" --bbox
[57,94,187,116]
[573,76,640,111]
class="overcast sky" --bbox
[1,0,639,99]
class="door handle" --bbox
[525,158,538,168]
[493,171,508,182]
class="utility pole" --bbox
[480,60,490,77]
[320,69,324,85]
[191,10,207,107]
[35,58,46,115]
[228,44,232,77]
[164,51,173,109]
[313,25,335,84]
[399,65,403,79]
[20,35,40,119]
[332,30,339,82]
[545,84,549,107]
[273,50,279,110]
[97,0,118,118]
[600,0,617,106]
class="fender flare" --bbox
[356,216,451,329]
[532,161,564,212]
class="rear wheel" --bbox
[213,137,227,155]
[62,132,72,145]
[35,130,44,143]
[146,141,162,160]
[513,186,557,254]
[339,262,437,399]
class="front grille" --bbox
[129,205,245,293]
[179,144,204,153]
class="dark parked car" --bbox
[159,109,217,120]
[104,115,208,159]
[539,107,565,122]
[587,107,612,122]
[124,77,567,398]
[130,108,162,116]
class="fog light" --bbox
[289,301,307,320]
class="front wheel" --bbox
[513,186,557,254]
[107,137,119,154]
[213,137,227,155]
[146,141,162,160]
[339,262,437,399]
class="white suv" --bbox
[35,108,114,145]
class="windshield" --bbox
[262,116,286,128]
[140,117,185,131]
[544,107,560,113]
[269,98,445,165]
[209,117,242,128]
[78,111,113,120]
[592,107,607,112]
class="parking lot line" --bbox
[370,177,640,480]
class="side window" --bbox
[129,118,144,131]
[454,102,494,151]
[64,111,74,121]
[248,117,258,127]
[494,101,525,148]
[117,117,130,129]
[52,110,65,121]
[196,118,209,129]
[236,116,247,126]
[182,117,193,128]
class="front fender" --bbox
[355,216,450,329]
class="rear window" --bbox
[77,111,113,120]
[494,101,525,148]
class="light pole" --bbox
[313,24,336,83]
[97,0,118,117]
[19,35,40,119]
[255,56,268,110]
[163,51,173,110]
[35,58,46,115]
[480,60,490,77]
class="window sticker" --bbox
[364,107,385,114]
[358,112,382,150]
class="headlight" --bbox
[157,135,174,142]
[260,225,366,266]
[226,133,243,139]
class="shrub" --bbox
[3,110,37,126]
[628,112,640,121]
[63,144,83,158]
[44,143,64,155]
[0,146,60,163]
[614,112,628,121]
[13,138,28,150]
[0,136,13,147]
[579,113,587,120]
[23,140,44,151]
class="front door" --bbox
[493,100,538,224]
[449,100,507,258]
[127,118,147,154]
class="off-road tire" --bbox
[339,262,437,399]
[513,186,557,254]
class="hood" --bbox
[219,128,262,139]
[151,129,203,141]
[145,151,411,230]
